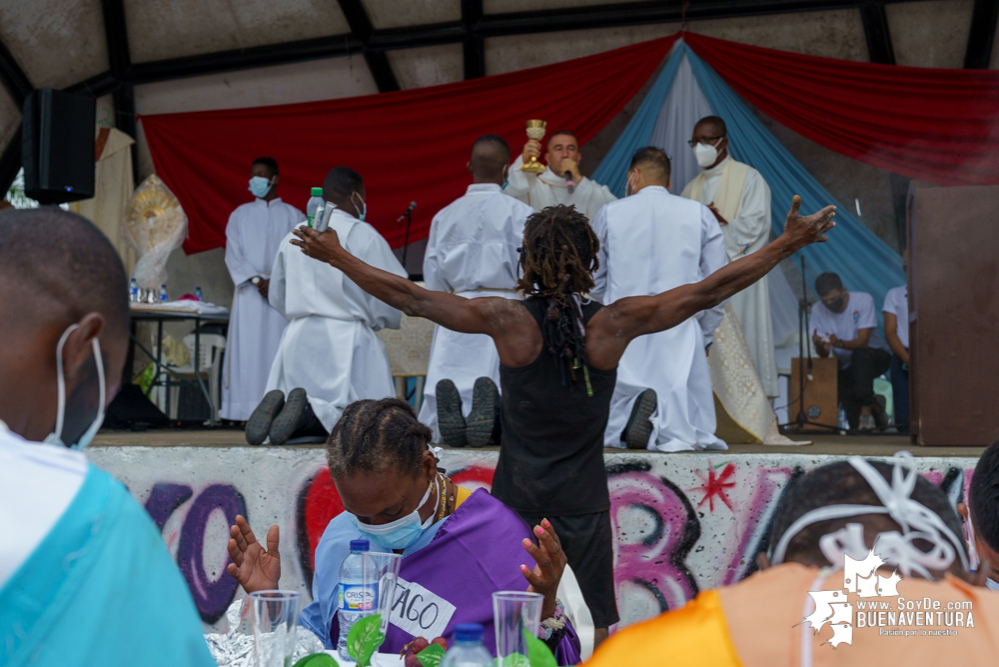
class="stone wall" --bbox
[85,446,977,630]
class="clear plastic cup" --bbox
[492,591,543,662]
[249,590,303,667]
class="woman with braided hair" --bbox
[227,397,582,663]
[292,194,837,644]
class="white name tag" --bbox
[390,576,456,640]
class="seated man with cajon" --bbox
[810,272,890,430]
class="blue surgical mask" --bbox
[43,324,106,451]
[249,176,273,199]
[351,478,437,550]
[351,192,367,222]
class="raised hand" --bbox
[781,195,836,251]
[291,225,344,265]
[523,139,542,164]
[520,519,567,620]
[226,515,281,594]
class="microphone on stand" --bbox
[400,201,417,272]
[564,172,575,195]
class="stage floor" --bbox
[91,429,986,458]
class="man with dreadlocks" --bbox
[292,193,836,643]
[592,146,728,451]
[584,452,999,666]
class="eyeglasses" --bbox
[688,136,725,148]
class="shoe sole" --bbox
[269,388,307,446]
[624,389,657,450]
[246,390,284,446]
[467,377,499,448]
[436,380,467,448]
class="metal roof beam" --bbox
[462,0,485,79]
[964,0,999,68]
[0,38,31,107]
[860,1,895,64]
[336,0,401,92]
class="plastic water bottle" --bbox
[338,539,377,661]
[306,187,325,228]
[440,623,492,667]
[195,286,204,301]
[129,278,138,302]
[159,284,169,302]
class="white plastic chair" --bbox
[167,333,227,422]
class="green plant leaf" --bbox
[497,653,530,667]
[347,614,385,667]
[523,630,557,667]
[415,642,446,667]
[292,654,339,667]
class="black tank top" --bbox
[491,298,616,516]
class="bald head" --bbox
[469,134,510,184]
[0,208,129,341]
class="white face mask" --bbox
[625,171,639,197]
[694,141,723,168]
[248,176,273,198]
[350,477,438,550]
[43,324,106,450]
[351,192,367,222]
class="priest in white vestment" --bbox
[504,130,616,221]
[418,135,535,447]
[592,147,728,452]
[222,157,305,421]
[249,167,405,445]
[681,116,779,398]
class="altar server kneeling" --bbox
[592,147,729,451]
[246,167,406,446]
[419,135,535,447]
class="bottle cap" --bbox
[454,623,483,642]
[311,187,323,196]
[349,539,370,552]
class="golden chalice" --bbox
[520,119,547,174]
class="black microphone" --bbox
[564,172,575,195]
[397,201,417,222]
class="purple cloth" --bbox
[327,489,581,664]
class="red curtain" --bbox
[141,35,678,254]
[685,33,999,187]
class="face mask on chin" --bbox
[43,324,106,450]
[694,141,723,169]
[350,476,438,550]
[248,176,273,199]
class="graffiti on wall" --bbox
[86,447,977,629]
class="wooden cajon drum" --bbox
[788,357,838,431]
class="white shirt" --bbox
[882,285,909,350]
[0,422,88,588]
[810,291,888,368]
[504,156,617,221]
[225,197,305,285]
[423,183,534,294]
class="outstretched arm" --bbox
[591,196,835,366]
[290,226,520,338]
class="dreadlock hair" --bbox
[768,459,967,575]
[326,398,434,480]
[516,204,600,394]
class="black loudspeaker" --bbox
[21,89,95,204]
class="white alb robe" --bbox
[504,156,616,221]
[592,186,728,452]
[418,183,534,442]
[681,157,779,397]
[222,198,305,420]
[265,209,405,431]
